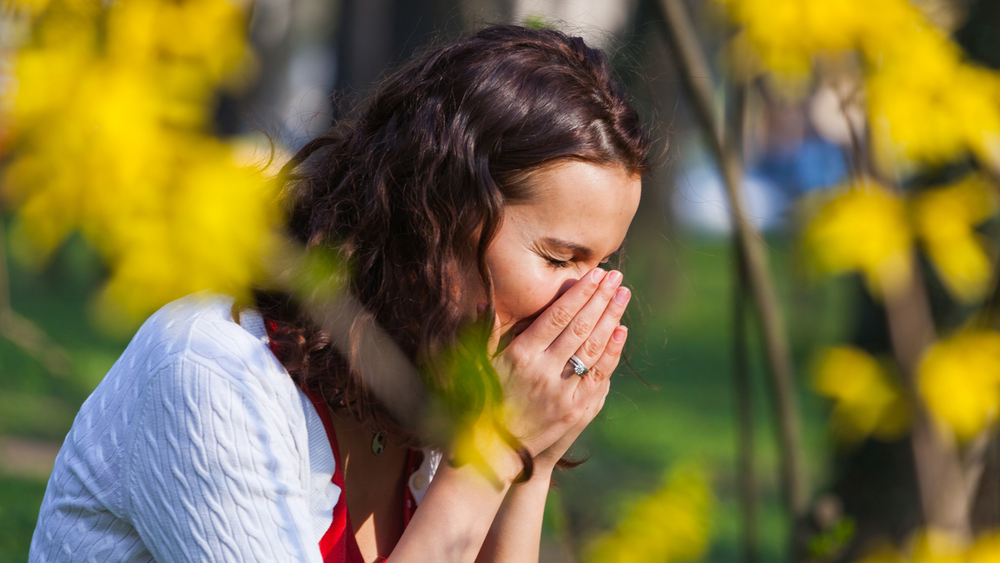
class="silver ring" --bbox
[569,355,589,375]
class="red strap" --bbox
[306,390,366,563]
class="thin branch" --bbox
[654,0,808,525]
[733,246,758,563]
[881,258,971,538]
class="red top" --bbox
[265,319,421,562]
[305,390,421,563]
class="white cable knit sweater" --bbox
[29,294,439,562]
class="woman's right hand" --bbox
[487,268,629,462]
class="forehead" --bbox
[509,160,641,253]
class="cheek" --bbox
[490,263,571,327]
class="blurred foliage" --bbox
[1,0,277,329]
[584,464,713,563]
[802,181,913,298]
[911,174,998,303]
[918,330,1000,443]
[855,529,1000,563]
[813,347,908,444]
[717,0,1000,169]
[0,475,48,563]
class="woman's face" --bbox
[484,160,642,339]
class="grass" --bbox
[0,474,49,562]
[0,223,855,562]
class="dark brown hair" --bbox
[258,24,652,466]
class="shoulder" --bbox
[134,292,279,380]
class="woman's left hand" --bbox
[534,325,628,474]
[531,289,631,473]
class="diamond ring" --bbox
[569,355,589,375]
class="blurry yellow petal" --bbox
[909,530,966,563]
[854,543,908,563]
[912,175,999,303]
[3,0,264,329]
[803,181,913,297]
[968,532,1000,563]
[585,464,712,563]
[918,331,1000,441]
[868,26,1000,167]
[814,347,909,443]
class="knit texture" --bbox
[29,294,339,562]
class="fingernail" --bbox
[608,270,622,285]
[477,301,487,313]
[591,268,606,283]
[614,287,630,305]
[613,325,627,343]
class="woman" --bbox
[30,24,652,563]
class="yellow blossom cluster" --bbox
[918,330,1000,442]
[867,27,1000,166]
[813,346,909,443]
[911,175,999,303]
[585,465,713,563]
[803,180,913,297]
[804,176,999,304]
[717,0,1000,168]
[855,530,1000,563]
[1,0,278,327]
[714,0,920,77]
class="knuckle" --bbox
[590,366,607,380]
[571,320,591,339]
[548,306,574,329]
[582,338,603,358]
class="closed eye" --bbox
[546,257,570,268]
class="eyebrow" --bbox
[544,237,623,261]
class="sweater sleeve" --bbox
[125,355,324,563]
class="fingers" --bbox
[515,268,607,350]
[546,270,624,359]
[583,325,627,383]
[564,285,630,368]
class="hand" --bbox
[487,268,631,464]
[534,321,628,472]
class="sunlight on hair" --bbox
[814,346,909,444]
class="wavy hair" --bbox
[256,24,652,470]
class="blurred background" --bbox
[3,0,1000,562]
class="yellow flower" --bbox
[853,544,908,563]
[2,0,274,327]
[918,331,1000,442]
[585,465,712,563]
[968,532,1000,563]
[911,175,998,303]
[867,28,1000,166]
[716,0,865,77]
[803,181,913,297]
[909,530,966,563]
[814,347,909,443]
[717,0,921,79]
